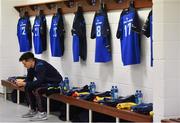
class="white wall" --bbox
[0,0,27,93]
[153,0,180,121]
[0,0,2,93]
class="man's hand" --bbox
[15,79,26,87]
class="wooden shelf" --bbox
[14,0,152,16]
[49,94,153,122]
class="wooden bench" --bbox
[1,80,153,122]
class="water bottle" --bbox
[64,77,70,92]
[111,86,115,100]
[135,90,139,104]
[91,82,96,94]
[114,86,119,100]
[138,90,143,104]
[89,82,96,94]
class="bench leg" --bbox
[17,90,20,104]
[89,109,92,123]
[47,97,50,115]
[116,117,119,123]
[4,86,7,101]
[66,103,69,121]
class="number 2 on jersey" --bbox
[124,23,132,37]
[21,27,26,35]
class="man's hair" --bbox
[19,52,35,62]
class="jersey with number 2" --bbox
[17,16,32,52]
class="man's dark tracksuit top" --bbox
[25,58,62,88]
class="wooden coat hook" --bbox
[33,6,44,15]
[67,0,74,8]
[19,7,29,17]
[129,0,135,8]
[89,0,96,6]
[115,0,123,3]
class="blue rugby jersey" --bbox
[142,11,153,67]
[50,10,65,57]
[91,8,112,63]
[32,13,47,54]
[72,33,80,62]
[116,8,141,66]
[71,7,87,62]
[17,16,32,52]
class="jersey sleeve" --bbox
[91,13,97,39]
[40,15,47,36]
[32,16,36,33]
[58,12,65,35]
[131,10,141,34]
[142,10,152,37]
[104,12,111,51]
[27,18,32,48]
[71,11,78,35]
[80,14,87,61]
[73,10,85,35]
[25,69,34,83]
[17,19,20,36]
[104,12,111,36]
[41,15,47,51]
[116,11,124,40]
[58,13,65,56]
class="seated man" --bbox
[16,52,63,121]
